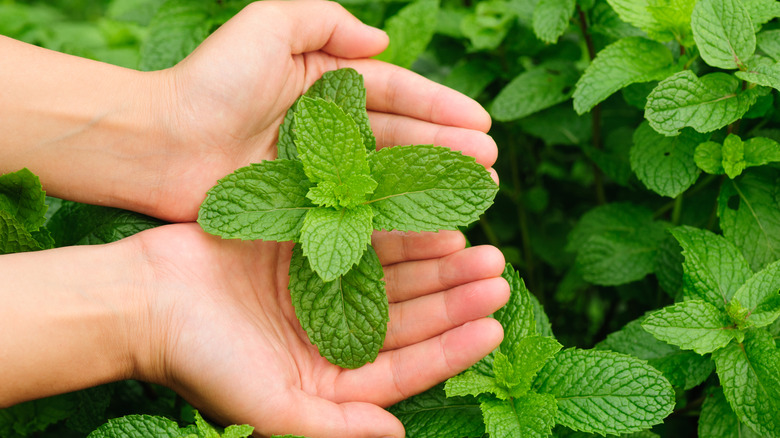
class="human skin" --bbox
[0,2,507,436]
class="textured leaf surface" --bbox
[732,260,780,328]
[138,0,211,71]
[696,134,780,177]
[699,386,763,438]
[48,201,163,246]
[671,226,753,308]
[65,385,114,433]
[691,0,755,69]
[630,122,707,197]
[86,414,182,437]
[0,168,47,232]
[496,336,562,398]
[491,63,576,121]
[375,0,439,69]
[496,264,537,357]
[599,318,714,389]
[0,210,47,254]
[288,245,387,369]
[389,384,485,438]
[736,59,780,91]
[642,300,739,354]
[367,145,497,232]
[717,168,780,271]
[532,0,576,43]
[604,0,663,37]
[713,329,780,436]
[757,29,780,60]
[445,371,500,398]
[645,71,764,136]
[573,37,675,115]
[300,205,373,282]
[0,394,76,437]
[480,393,557,438]
[745,0,780,28]
[198,161,313,241]
[534,349,675,435]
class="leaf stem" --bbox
[671,194,683,225]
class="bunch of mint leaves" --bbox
[198,68,498,369]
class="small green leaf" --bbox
[299,205,373,282]
[573,37,676,115]
[695,140,726,175]
[532,0,576,43]
[491,63,577,121]
[670,226,754,309]
[139,0,212,71]
[495,336,562,398]
[48,201,163,246]
[0,168,47,232]
[306,175,377,209]
[444,371,500,398]
[713,329,780,436]
[194,411,220,438]
[691,0,755,69]
[288,245,387,369]
[699,386,763,438]
[722,134,747,179]
[198,160,314,241]
[642,300,739,354]
[645,71,766,136]
[367,145,497,232]
[375,0,439,69]
[86,415,182,438]
[496,264,537,355]
[389,384,485,438]
[0,394,76,437]
[534,349,675,435]
[697,134,780,177]
[0,210,47,254]
[480,393,557,438]
[732,259,780,328]
[630,122,707,197]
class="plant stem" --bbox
[671,194,683,225]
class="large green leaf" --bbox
[48,202,163,246]
[388,384,485,438]
[690,0,755,69]
[699,386,763,438]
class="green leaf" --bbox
[695,134,780,177]
[86,415,182,438]
[645,71,766,136]
[375,0,439,69]
[713,329,780,436]
[460,1,516,51]
[192,411,253,438]
[222,425,255,438]
[138,0,212,71]
[367,145,497,232]
[732,259,780,328]
[496,264,537,356]
[573,37,676,115]
[445,370,500,398]
[690,0,755,69]
[305,175,377,209]
[491,63,577,122]
[0,210,47,254]
[534,349,675,435]
[599,317,714,390]
[604,0,664,39]
[670,226,754,308]
[495,336,562,398]
[194,411,220,438]
[442,59,497,99]
[757,29,780,61]
[300,205,373,282]
[198,160,314,241]
[717,168,780,271]
[744,0,780,29]
[647,0,696,45]
[736,58,780,91]
[532,0,576,43]
[389,384,485,438]
[480,393,557,438]
[47,201,163,246]
[0,168,47,232]
[630,122,707,198]
[0,394,76,437]
[288,244,387,369]
[568,203,668,286]
[699,386,763,438]
[65,385,114,433]
[642,300,739,354]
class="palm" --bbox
[132,223,507,437]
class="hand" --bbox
[127,224,507,437]
[143,0,497,221]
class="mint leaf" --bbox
[193,411,253,438]
[647,0,696,45]
[0,394,76,437]
[573,37,676,115]
[645,71,766,136]
[441,60,496,99]
[0,168,47,232]
[690,0,755,69]
[736,58,780,91]
[374,0,439,69]
[699,386,763,438]
[495,336,562,398]
[444,370,500,398]
[389,384,485,438]
[460,2,516,51]
[480,393,557,438]
[744,0,780,29]
[696,134,780,177]
[139,0,211,71]
[491,63,576,122]
[757,29,780,60]
[277,98,299,161]
[198,160,314,241]
[732,259,780,328]
[47,201,163,246]
[642,300,739,354]
[630,122,707,198]
[0,210,47,254]
[534,349,675,435]
[599,317,714,390]
[288,244,387,369]
[717,168,780,271]
[299,205,373,281]
[65,385,114,433]
[604,0,664,39]
[496,264,537,356]
[305,175,377,209]
[86,415,182,438]
[713,329,780,436]
[367,145,497,232]
[670,226,753,309]
[532,0,576,43]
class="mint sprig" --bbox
[198,68,498,369]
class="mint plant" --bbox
[198,68,498,369]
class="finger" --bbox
[332,318,504,406]
[337,58,491,132]
[383,277,509,350]
[383,245,505,302]
[369,112,498,168]
[372,230,466,266]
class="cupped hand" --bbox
[127,224,507,437]
[144,0,497,221]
